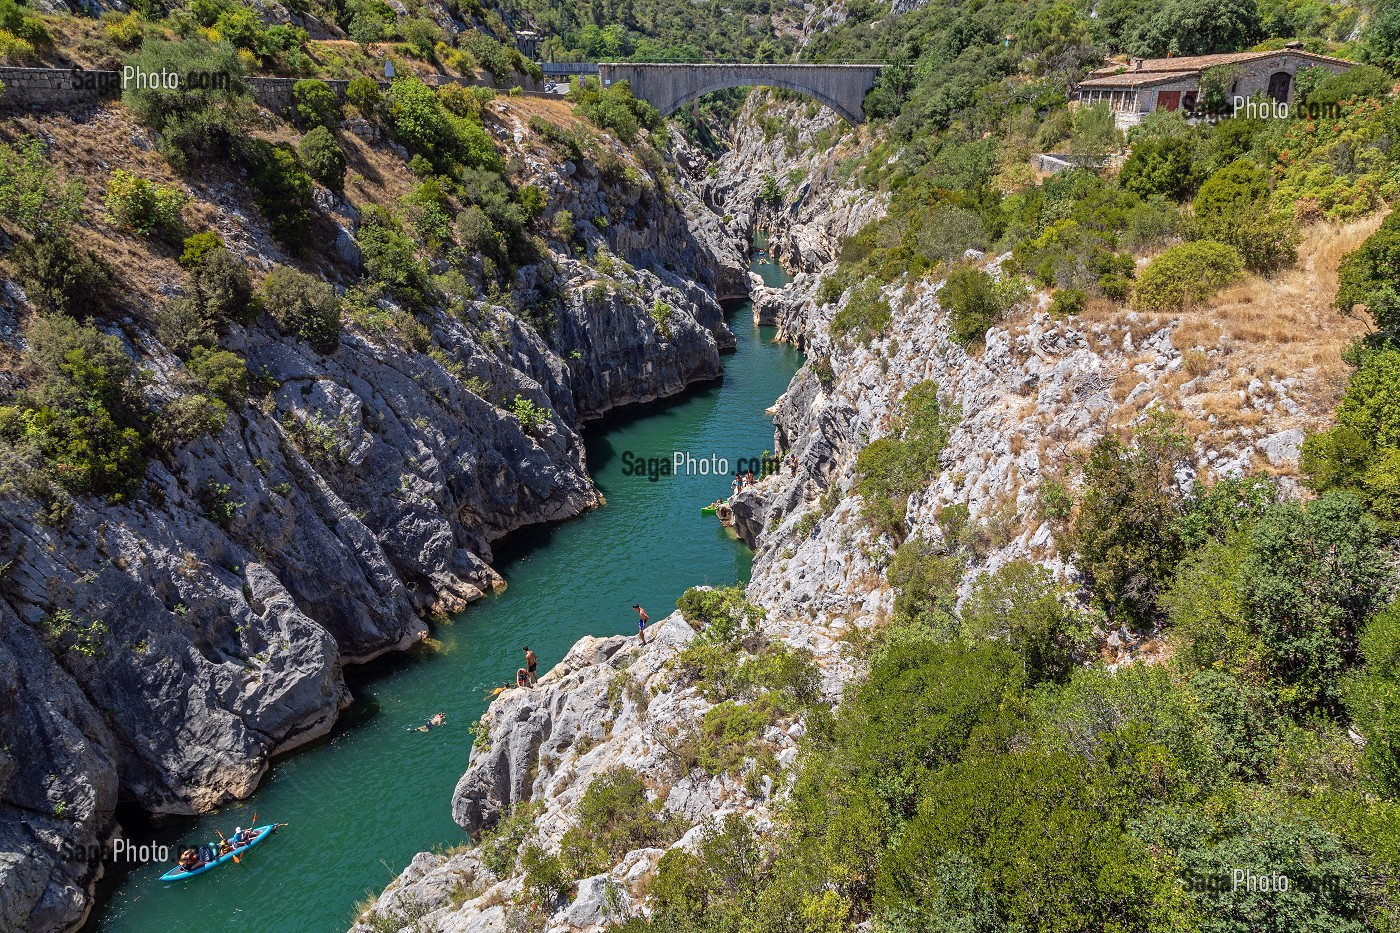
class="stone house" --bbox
[1075,44,1355,128]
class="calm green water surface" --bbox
[89,253,799,933]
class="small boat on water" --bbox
[160,823,283,881]
[701,499,725,515]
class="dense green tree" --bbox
[1243,492,1390,714]
[1336,210,1400,336]
[1119,137,1198,201]
[1066,415,1191,627]
[961,560,1090,685]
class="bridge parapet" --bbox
[597,62,883,124]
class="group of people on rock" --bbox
[509,605,651,690]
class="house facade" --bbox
[1075,45,1355,128]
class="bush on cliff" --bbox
[122,38,253,172]
[102,170,190,241]
[292,78,339,130]
[1065,413,1191,628]
[0,315,148,499]
[677,585,765,645]
[258,266,341,353]
[385,76,502,176]
[855,380,957,536]
[829,279,892,345]
[1132,240,1244,311]
[558,768,681,879]
[235,138,315,253]
[12,236,113,318]
[567,76,660,146]
[0,137,85,237]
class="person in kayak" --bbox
[177,848,200,872]
[524,647,538,686]
[633,604,649,645]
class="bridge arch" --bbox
[597,63,883,125]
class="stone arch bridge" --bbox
[595,63,885,124]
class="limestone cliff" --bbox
[0,95,742,933]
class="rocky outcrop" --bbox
[705,93,886,275]
[355,612,800,933]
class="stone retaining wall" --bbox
[0,66,537,114]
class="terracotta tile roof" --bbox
[1078,71,1198,88]
[1085,48,1355,80]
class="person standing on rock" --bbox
[731,474,742,499]
[524,647,538,687]
[633,604,649,644]
[788,453,797,476]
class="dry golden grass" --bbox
[1178,216,1382,420]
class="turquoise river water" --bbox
[87,251,801,933]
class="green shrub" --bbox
[1132,240,1244,311]
[386,75,502,175]
[298,126,346,189]
[0,137,84,236]
[401,17,442,58]
[157,245,254,355]
[236,138,315,252]
[399,179,452,250]
[677,585,764,645]
[960,560,1090,685]
[258,265,341,353]
[102,170,190,240]
[0,315,148,499]
[1347,603,1400,793]
[358,205,429,305]
[558,769,680,879]
[567,76,660,145]
[1066,413,1190,627]
[187,347,249,405]
[829,279,891,344]
[1047,288,1085,317]
[13,236,113,318]
[1243,492,1389,715]
[854,380,957,535]
[519,844,568,907]
[1119,137,1197,201]
[345,75,383,115]
[1192,159,1268,222]
[162,393,230,444]
[1335,210,1400,337]
[477,800,543,877]
[1305,65,1393,111]
[122,38,252,171]
[510,395,552,434]
[887,535,962,635]
[1195,209,1299,273]
[179,231,224,269]
[941,264,1019,346]
[292,78,339,129]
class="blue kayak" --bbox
[159,824,282,881]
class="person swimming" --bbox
[410,711,447,732]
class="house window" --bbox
[1267,71,1291,104]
